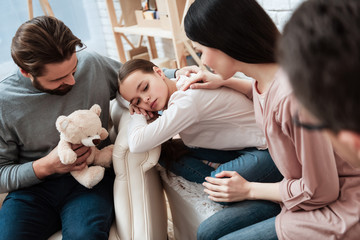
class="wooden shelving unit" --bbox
[27,0,54,19]
[105,0,202,68]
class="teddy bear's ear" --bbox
[56,116,70,132]
[90,104,101,116]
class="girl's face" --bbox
[119,67,169,112]
[193,42,237,80]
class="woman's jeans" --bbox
[200,209,278,240]
[160,147,283,184]
[159,147,282,240]
[0,170,115,240]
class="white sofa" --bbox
[110,105,168,240]
[112,108,223,240]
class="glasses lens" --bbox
[75,44,87,52]
[293,111,327,131]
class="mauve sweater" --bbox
[252,69,360,239]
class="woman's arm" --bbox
[220,77,253,99]
[267,98,340,211]
[180,70,253,99]
[203,171,281,202]
[278,109,340,211]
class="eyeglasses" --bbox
[75,43,87,52]
[292,111,328,131]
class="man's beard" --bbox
[32,77,73,95]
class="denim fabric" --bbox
[160,147,283,184]
[159,147,282,240]
[211,148,283,183]
[0,170,115,240]
[198,202,279,240]
[160,147,239,183]
[218,216,278,240]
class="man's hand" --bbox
[180,70,225,91]
[33,144,91,179]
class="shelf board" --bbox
[113,25,173,39]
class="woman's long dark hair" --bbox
[184,0,280,64]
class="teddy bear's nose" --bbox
[92,139,101,145]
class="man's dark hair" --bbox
[11,16,83,77]
[278,0,360,133]
[184,0,280,64]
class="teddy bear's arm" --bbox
[58,139,78,165]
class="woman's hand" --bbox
[180,70,225,91]
[203,171,282,203]
[202,171,251,202]
[175,65,201,78]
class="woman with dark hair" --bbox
[185,0,279,65]
[181,0,360,239]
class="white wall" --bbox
[96,0,306,62]
[0,0,107,78]
[258,0,305,30]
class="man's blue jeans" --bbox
[160,147,283,184]
[0,170,115,240]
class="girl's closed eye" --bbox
[143,84,148,91]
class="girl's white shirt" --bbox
[127,75,266,153]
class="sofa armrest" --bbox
[109,95,124,143]
[0,193,7,208]
[112,111,167,240]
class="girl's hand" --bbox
[202,171,251,202]
[180,70,225,91]
[129,103,157,120]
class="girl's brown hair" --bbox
[118,58,157,87]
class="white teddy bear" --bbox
[56,104,113,188]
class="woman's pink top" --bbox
[252,69,360,239]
